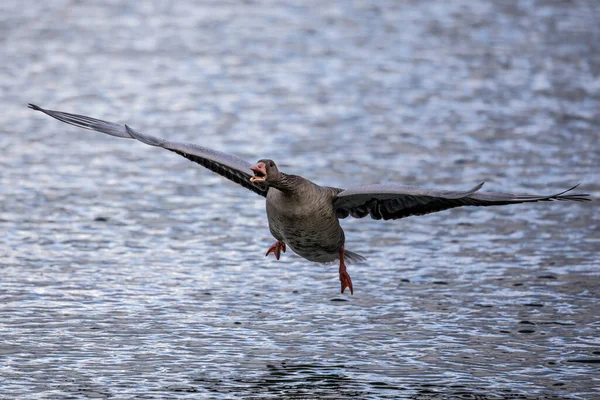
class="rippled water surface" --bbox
[1,1,599,398]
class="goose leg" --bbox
[265,240,286,260]
[339,246,353,295]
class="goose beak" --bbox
[250,162,267,183]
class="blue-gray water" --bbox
[1,1,599,399]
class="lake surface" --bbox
[1,0,599,398]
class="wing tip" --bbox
[552,183,591,202]
[28,103,43,111]
[555,183,580,196]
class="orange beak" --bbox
[250,162,267,183]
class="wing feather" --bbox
[334,183,590,220]
[29,104,268,197]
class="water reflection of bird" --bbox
[29,104,591,294]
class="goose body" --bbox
[29,104,591,294]
[265,178,352,264]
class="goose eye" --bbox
[269,162,274,167]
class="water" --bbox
[1,0,599,398]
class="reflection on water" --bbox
[1,0,599,399]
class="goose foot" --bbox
[339,246,353,295]
[265,241,286,260]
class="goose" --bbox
[29,104,591,294]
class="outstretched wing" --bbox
[334,182,590,220]
[29,104,268,197]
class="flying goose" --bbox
[29,104,591,294]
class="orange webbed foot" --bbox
[265,241,286,260]
[338,246,353,295]
[339,269,353,295]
